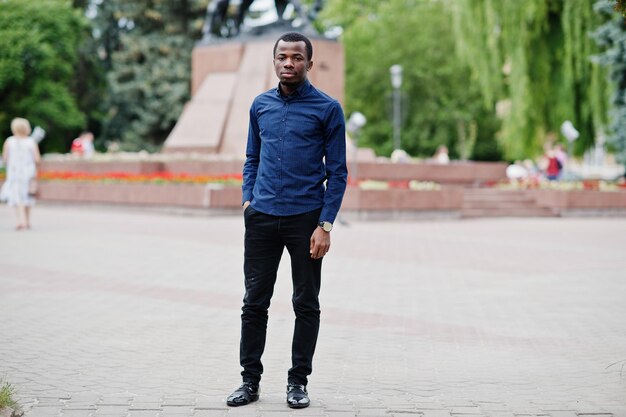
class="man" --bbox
[227,32,347,409]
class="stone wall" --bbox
[31,181,626,218]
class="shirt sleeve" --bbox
[320,101,348,224]
[242,101,261,205]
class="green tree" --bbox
[321,0,500,159]
[613,0,626,15]
[593,1,626,166]
[0,0,89,152]
[452,0,610,160]
[97,0,208,151]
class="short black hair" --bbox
[273,32,313,60]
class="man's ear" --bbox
[307,60,314,71]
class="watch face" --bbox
[321,222,333,232]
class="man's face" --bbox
[273,40,312,87]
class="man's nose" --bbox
[284,59,294,67]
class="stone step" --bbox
[461,207,559,218]
[460,188,556,217]
[463,194,535,203]
[462,200,541,209]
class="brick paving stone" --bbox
[193,402,225,411]
[574,407,612,415]
[283,407,327,414]
[576,415,613,417]
[161,414,194,417]
[413,404,446,410]
[452,414,489,417]
[193,411,227,417]
[26,412,62,417]
[62,405,98,411]
[92,406,128,414]
[450,408,483,415]
[128,404,162,411]
[602,409,624,417]
[92,414,128,417]
[193,410,228,417]
[356,409,389,415]
[97,398,133,405]
[127,412,160,417]
[325,412,356,417]
[323,406,355,412]
[420,411,452,417]
[161,407,195,414]
[223,408,259,416]
[162,399,196,407]
[2,207,626,417]
[35,400,65,407]
[131,398,163,404]
[59,411,95,417]
[475,403,507,411]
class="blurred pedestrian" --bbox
[71,131,95,158]
[0,117,41,230]
[81,132,95,158]
[544,147,562,181]
[554,143,567,170]
[432,145,450,164]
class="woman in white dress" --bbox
[1,118,41,230]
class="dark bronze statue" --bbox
[202,0,323,40]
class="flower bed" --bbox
[39,171,243,186]
[492,178,626,192]
[4,168,626,217]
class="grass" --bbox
[0,380,18,411]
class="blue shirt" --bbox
[242,79,347,224]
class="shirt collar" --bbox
[275,79,311,99]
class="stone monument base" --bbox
[163,36,344,156]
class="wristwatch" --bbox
[318,221,333,232]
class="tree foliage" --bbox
[97,0,208,151]
[613,0,626,15]
[320,0,501,160]
[593,1,626,165]
[0,0,90,152]
[452,0,610,160]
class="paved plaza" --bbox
[1,204,625,417]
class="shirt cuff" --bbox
[319,208,338,225]
[242,190,252,206]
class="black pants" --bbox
[240,206,322,386]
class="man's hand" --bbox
[243,201,251,211]
[310,226,330,259]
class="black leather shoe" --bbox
[286,382,310,409]
[226,382,259,406]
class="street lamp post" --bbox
[390,64,403,151]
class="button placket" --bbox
[277,100,288,194]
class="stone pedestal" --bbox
[163,37,345,156]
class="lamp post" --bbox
[390,64,403,151]
[347,111,367,185]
